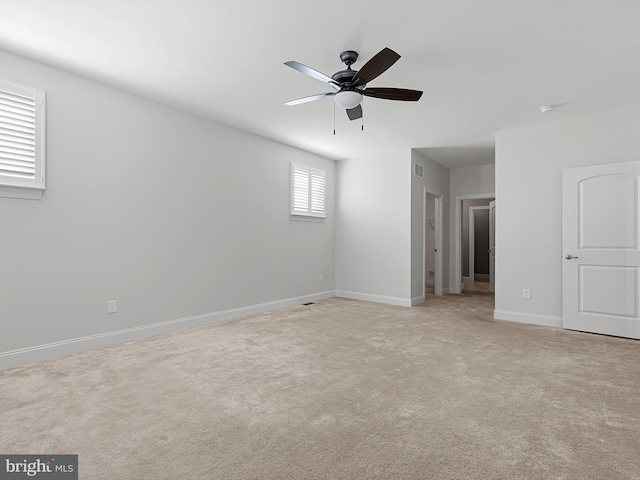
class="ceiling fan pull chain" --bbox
[333,102,336,135]
[362,100,364,131]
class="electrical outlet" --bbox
[107,300,118,314]
[523,289,531,299]
[319,274,323,282]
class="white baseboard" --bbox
[442,287,451,295]
[335,290,412,307]
[463,276,470,282]
[493,310,563,328]
[0,290,336,369]
[411,295,425,306]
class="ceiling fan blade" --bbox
[362,87,423,101]
[285,92,336,106]
[284,61,339,89]
[346,104,363,121]
[352,47,401,85]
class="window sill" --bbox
[290,214,325,223]
[0,185,46,200]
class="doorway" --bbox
[423,188,443,297]
[453,193,495,294]
[469,206,490,283]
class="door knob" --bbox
[564,254,578,260]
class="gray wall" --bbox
[335,149,411,305]
[0,49,335,364]
[495,104,640,325]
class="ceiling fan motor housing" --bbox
[339,50,358,66]
[332,69,359,85]
[333,50,361,87]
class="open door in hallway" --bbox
[489,200,495,293]
[562,160,640,339]
[424,190,443,298]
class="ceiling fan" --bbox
[284,47,423,121]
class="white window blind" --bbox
[0,79,46,200]
[291,163,326,218]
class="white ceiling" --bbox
[1,1,639,167]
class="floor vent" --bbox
[302,302,315,306]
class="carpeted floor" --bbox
[1,291,639,479]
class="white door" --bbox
[489,200,496,293]
[434,196,443,296]
[562,160,640,339]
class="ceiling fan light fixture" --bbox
[334,90,362,109]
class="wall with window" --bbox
[0,49,335,366]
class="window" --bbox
[290,163,326,218]
[0,79,46,200]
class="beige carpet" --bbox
[1,292,639,479]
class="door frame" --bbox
[469,206,490,283]
[489,200,496,292]
[453,193,495,294]
[423,187,443,296]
